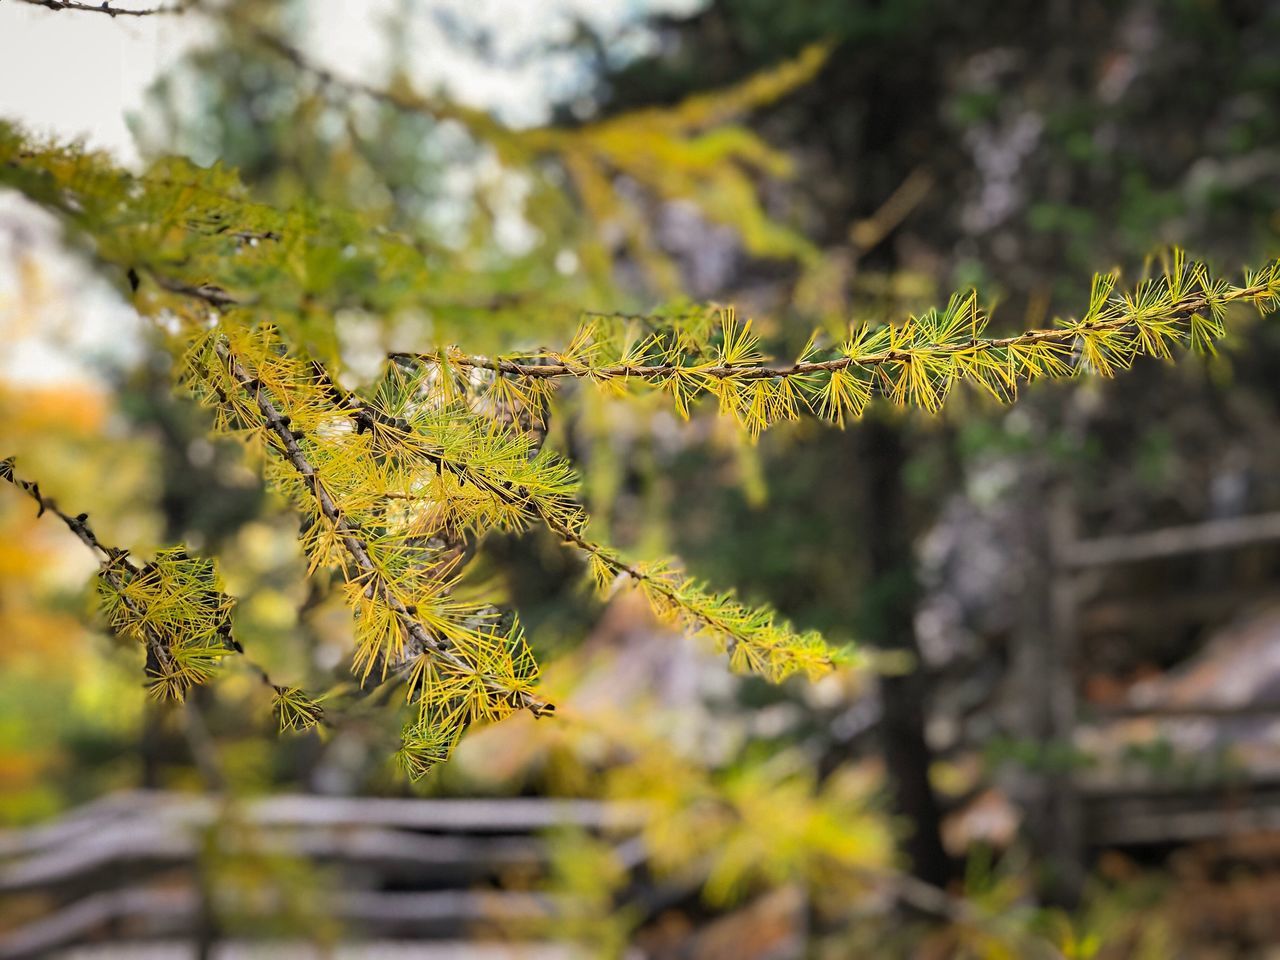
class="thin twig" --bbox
[1,456,174,672]
[533,503,755,659]
[849,166,934,256]
[246,28,507,140]
[0,457,308,706]
[13,0,191,17]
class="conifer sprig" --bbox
[183,336,555,774]
[270,685,327,733]
[0,457,319,723]
[342,353,842,684]
[409,253,1280,436]
[541,507,837,682]
[2,456,223,698]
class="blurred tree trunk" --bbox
[863,416,952,887]
[140,701,163,789]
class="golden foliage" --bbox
[4,116,1278,780]
[424,251,1280,438]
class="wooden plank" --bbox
[1086,701,1280,719]
[0,888,574,960]
[0,824,542,892]
[1065,512,1280,569]
[1088,804,1280,846]
[0,793,641,862]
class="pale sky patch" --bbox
[0,0,703,386]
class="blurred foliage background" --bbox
[2,0,1280,957]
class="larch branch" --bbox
[398,284,1269,384]
[0,456,311,708]
[212,344,554,719]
